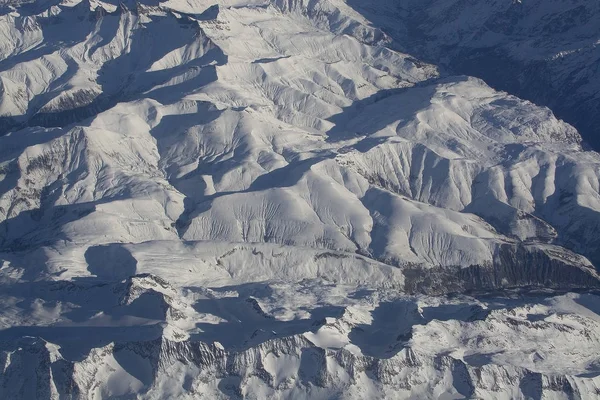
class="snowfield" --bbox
[1,0,600,398]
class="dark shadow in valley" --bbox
[0,274,168,360]
[85,244,138,280]
[572,292,600,317]
[190,287,344,351]
[0,324,163,360]
[348,300,420,358]
[346,299,489,359]
[325,80,441,144]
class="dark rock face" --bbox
[404,244,600,295]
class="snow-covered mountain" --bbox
[348,0,600,149]
[1,0,600,398]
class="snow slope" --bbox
[346,0,600,149]
[0,0,600,398]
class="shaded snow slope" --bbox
[345,0,600,149]
[1,0,600,398]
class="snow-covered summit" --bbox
[348,0,600,149]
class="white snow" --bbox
[0,0,600,398]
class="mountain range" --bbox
[0,0,599,398]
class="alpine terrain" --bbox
[0,0,600,398]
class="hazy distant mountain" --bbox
[348,0,600,149]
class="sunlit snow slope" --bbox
[1,0,600,398]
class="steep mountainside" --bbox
[347,0,600,149]
[0,0,600,398]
